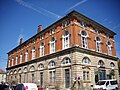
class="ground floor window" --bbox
[32,73,34,83]
[65,69,70,88]
[83,71,89,80]
[40,72,43,88]
[49,70,56,83]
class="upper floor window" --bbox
[48,61,56,68]
[20,53,23,64]
[32,47,36,59]
[8,60,10,67]
[81,31,87,48]
[82,57,91,64]
[40,34,44,40]
[96,37,101,52]
[50,37,56,54]
[62,19,70,28]
[80,21,87,27]
[108,41,112,55]
[15,55,18,65]
[33,39,36,44]
[62,57,71,65]
[12,58,14,66]
[62,31,70,49]
[50,28,55,35]
[25,50,29,62]
[40,42,44,57]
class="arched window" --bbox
[108,41,112,55]
[15,55,18,65]
[48,61,56,68]
[110,62,115,69]
[62,31,70,49]
[38,63,44,70]
[81,31,87,48]
[32,47,36,59]
[62,57,71,65]
[40,42,44,57]
[82,57,91,64]
[96,37,101,52]
[98,60,104,67]
[20,53,23,64]
[30,65,35,72]
[50,37,56,53]
[25,50,29,62]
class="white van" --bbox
[93,79,118,90]
[15,83,38,90]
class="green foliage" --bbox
[118,60,120,68]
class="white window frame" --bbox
[81,31,87,48]
[108,41,112,55]
[63,31,70,49]
[20,54,22,64]
[12,58,14,66]
[83,71,89,80]
[25,51,29,62]
[32,47,36,59]
[82,57,91,64]
[40,42,44,57]
[49,70,56,83]
[50,38,55,54]
[96,37,101,52]
[48,61,56,68]
[15,56,18,65]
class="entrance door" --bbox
[65,69,70,88]
[99,69,106,80]
[40,72,43,88]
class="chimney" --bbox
[20,38,23,44]
[38,25,42,33]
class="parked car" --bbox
[93,79,118,90]
[15,83,38,90]
[0,84,11,90]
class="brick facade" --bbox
[6,10,118,89]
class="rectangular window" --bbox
[50,43,55,53]
[49,71,56,83]
[32,73,34,83]
[16,57,18,65]
[49,71,52,83]
[20,55,22,63]
[40,72,43,88]
[83,71,89,80]
[65,69,70,88]
[82,37,87,48]
[40,46,44,57]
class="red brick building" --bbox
[6,10,118,89]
